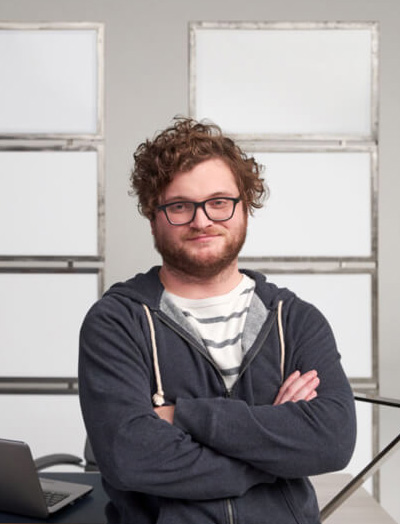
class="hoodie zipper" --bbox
[155,306,279,524]
[155,306,279,398]
[226,499,235,524]
[155,312,232,395]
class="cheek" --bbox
[151,216,170,236]
[153,218,184,245]
[231,209,247,230]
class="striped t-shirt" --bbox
[165,275,255,391]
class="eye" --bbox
[208,198,229,209]
[168,202,192,214]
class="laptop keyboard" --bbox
[43,490,70,507]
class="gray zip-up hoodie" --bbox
[79,267,356,524]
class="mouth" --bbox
[187,235,219,243]
[186,231,222,242]
[186,227,223,241]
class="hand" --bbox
[154,404,175,424]
[273,370,320,406]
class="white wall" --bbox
[1,0,399,520]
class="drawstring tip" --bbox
[152,393,165,406]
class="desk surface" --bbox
[0,472,396,524]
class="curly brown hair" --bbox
[129,117,267,220]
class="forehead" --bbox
[163,158,239,201]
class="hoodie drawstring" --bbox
[142,300,285,404]
[277,300,285,382]
[142,304,165,407]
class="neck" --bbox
[159,262,242,299]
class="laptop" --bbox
[0,438,93,519]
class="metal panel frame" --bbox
[191,19,381,496]
[189,20,379,143]
[0,23,105,393]
[0,22,105,140]
[0,143,105,263]
[238,143,378,263]
[190,20,379,388]
[0,266,103,388]
[0,377,79,395]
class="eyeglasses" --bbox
[157,197,241,226]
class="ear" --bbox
[150,219,156,236]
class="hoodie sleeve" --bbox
[78,295,272,500]
[173,298,357,479]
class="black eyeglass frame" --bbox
[157,197,241,226]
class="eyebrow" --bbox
[163,191,236,204]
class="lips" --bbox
[185,227,223,241]
[186,232,222,242]
[188,235,219,242]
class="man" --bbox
[79,117,356,524]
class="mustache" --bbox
[184,227,224,239]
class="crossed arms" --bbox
[80,295,356,499]
[155,369,320,423]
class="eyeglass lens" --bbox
[165,198,237,225]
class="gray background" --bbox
[1,0,399,520]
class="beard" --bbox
[154,222,247,279]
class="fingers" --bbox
[306,390,318,402]
[273,370,320,406]
[273,370,301,405]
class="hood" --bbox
[102,266,296,313]
[103,266,164,309]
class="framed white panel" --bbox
[264,272,373,379]
[0,273,98,377]
[191,23,376,137]
[0,151,98,257]
[0,25,102,136]
[0,394,86,471]
[242,151,372,258]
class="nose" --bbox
[190,205,213,229]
